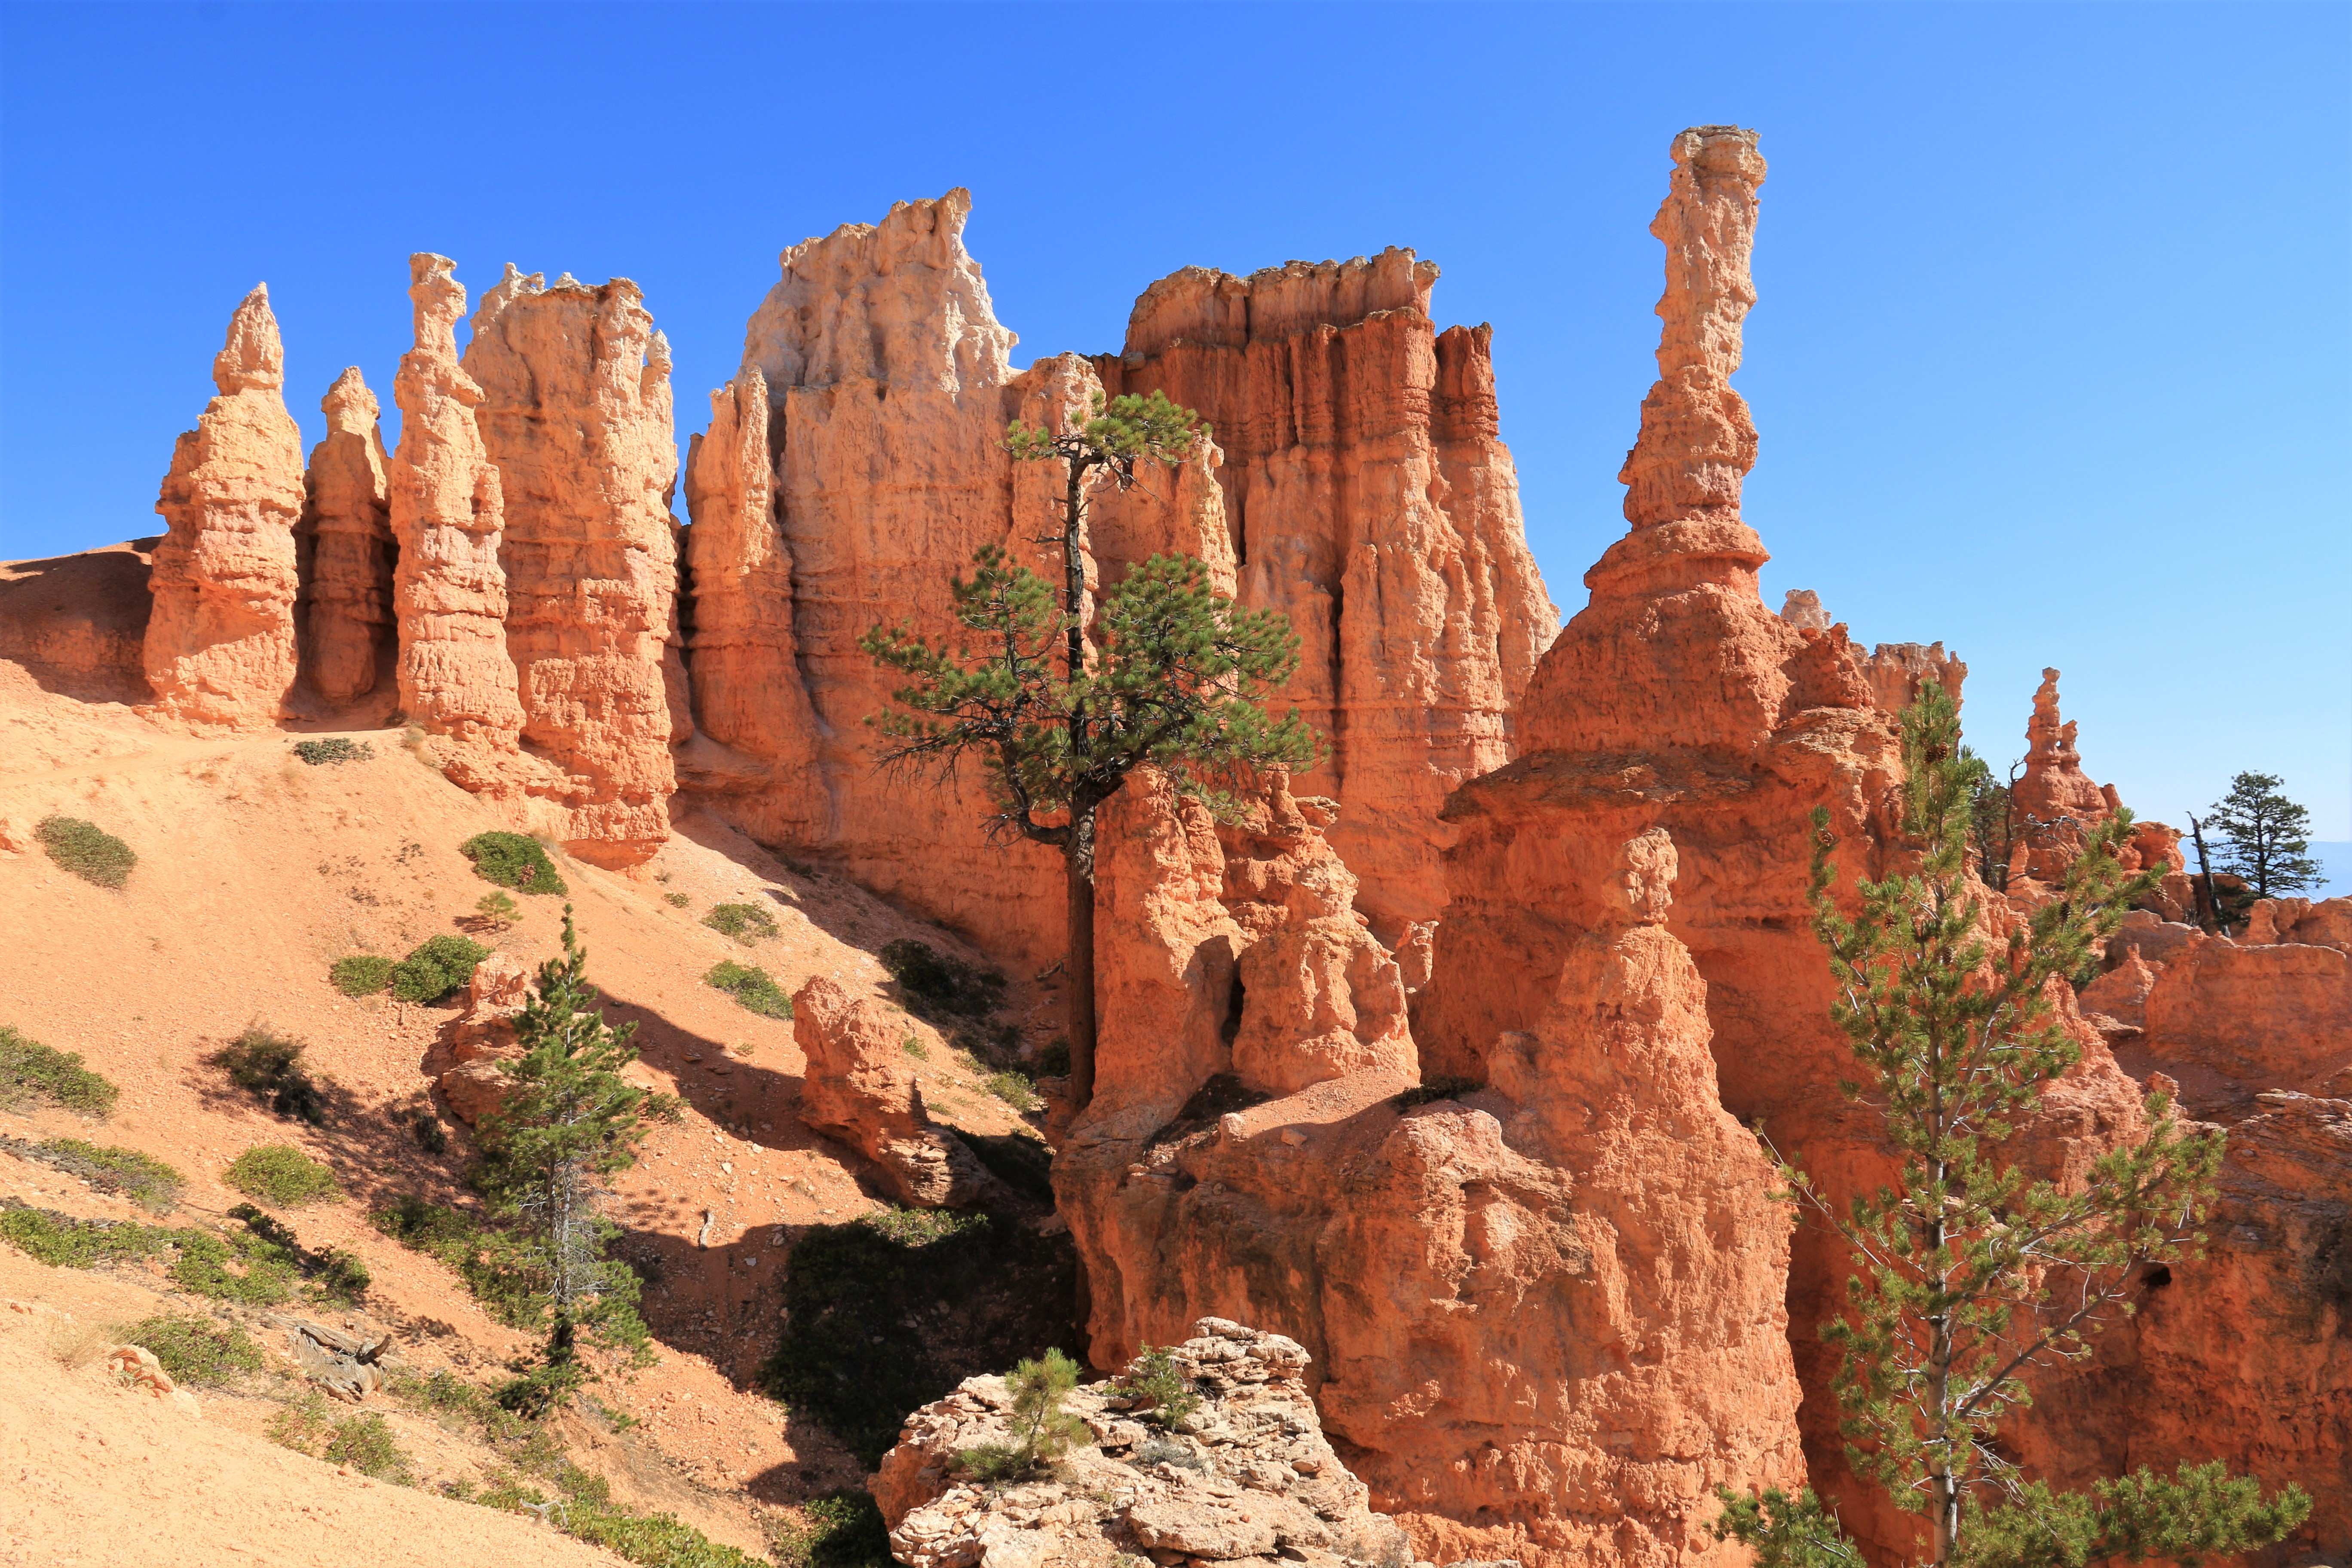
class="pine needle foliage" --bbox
[956,1347,1087,1482]
[1717,681,2307,1568]
[864,390,1318,1106]
[2204,771,2320,899]
[474,906,673,1408]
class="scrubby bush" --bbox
[1112,1344,1201,1431]
[331,954,396,997]
[701,902,779,944]
[224,1145,340,1207]
[373,1196,548,1329]
[983,1071,1040,1113]
[479,1467,768,1567]
[878,939,1005,1020]
[270,1396,412,1482]
[11,1137,184,1212]
[37,815,136,889]
[901,1034,929,1061]
[291,738,373,766]
[474,891,520,930]
[0,1026,119,1116]
[409,1111,448,1155]
[663,891,689,908]
[0,1204,311,1306]
[0,1207,173,1268]
[704,960,792,1019]
[770,1491,891,1568]
[390,934,490,1005]
[122,1312,266,1385]
[460,831,567,896]
[211,1026,328,1123]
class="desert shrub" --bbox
[704,959,792,1019]
[1390,1075,1481,1110]
[0,1026,119,1116]
[7,1137,184,1212]
[771,1491,892,1568]
[1112,1344,1202,1430]
[36,815,135,889]
[270,1396,411,1482]
[663,891,689,908]
[475,1468,764,1567]
[390,934,490,1004]
[313,1246,372,1304]
[460,831,567,896]
[409,1111,449,1155]
[211,1027,328,1124]
[373,1195,547,1329]
[474,891,520,929]
[983,1071,1040,1113]
[878,939,1005,1020]
[172,1221,299,1305]
[763,1206,1078,1467]
[0,1204,173,1268]
[224,1144,340,1207]
[1033,1038,1071,1078]
[122,1312,266,1385]
[0,1203,300,1305]
[331,954,396,997]
[291,738,373,766]
[901,1034,929,1061]
[701,901,779,943]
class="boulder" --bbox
[791,975,987,1208]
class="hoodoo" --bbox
[297,367,394,704]
[142,285,306,726]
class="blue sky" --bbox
[3,2,2346,839]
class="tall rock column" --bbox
[143,285,305,725]
[389,253,526,754]
[297,367,394,704]
[464,267,681,864]
[1096,252,1557,943]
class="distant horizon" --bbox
[3,3,2345,838]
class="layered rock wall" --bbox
[143,285,305,726]
[465,267,682,863]
[297,368,395,704]
[1094,252,1558,942]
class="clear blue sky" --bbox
[3,2,2346,837]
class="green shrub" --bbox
[954,1348,1084,1483]
[983,1071,1040,1113]
[0,1202,309,1305]
[291,738,373,766]
[771,1491,892,1568]
[122,1312,266,1385]
[271,1396,411,1482]
[901,1034,929,1061]
[36,815,135,889]
[6,1136,184,1212]
[211,1027,328,1123]
[460,831,567,896]
[701,902,779,944]
[0,1204,173,1268]
[878,939,1005,1020]
[331,954,396,997]
[1112,1344,1202,1430]
[1390,1075,1482,1110]
[704,960,792,1019]
[409,1111,448,1155]
[372,1196,547,1329]
[663,891,689,908]
[0,1027,119,1117]
[224,1145,340,1207]
[390,934,490,1005]
[1033,1038,1072,1078]
[545,1467,768,1568]
[474,891,520,928]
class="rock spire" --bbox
[463,265,683,864]
[297,367,394,703]
[142,285,305,725]
[389,253,526,751]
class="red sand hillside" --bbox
[0,665,1059,1564]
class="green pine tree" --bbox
[474,906,673,1411]
[1715,682,2309,1568]
[863,390,1318,1107]
[2205,771,2321,899]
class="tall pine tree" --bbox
[1716,682,2309,1568]
[2206,771,2321,899]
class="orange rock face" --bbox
[790,975,987,1208]
[297,367,394,704]
[389,254,528,753]
[465,266,682,864]
[143,286,305,726]
[1095,252,1558,942]
[1059,828,1804,1568]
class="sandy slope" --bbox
[0,670,1056,1559]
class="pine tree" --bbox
[863,391,1318,1107]
[1959,748,2022,894]
[475,906,673,1410]
[1715,682,2309,1568]
[2205,771,2320,899]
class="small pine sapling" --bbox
[957,1347,1087,1482]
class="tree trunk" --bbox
[2187,812,2223,934]
[1066,800,1099,1109]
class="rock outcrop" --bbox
[389,254,527,755]
[143,286,305,726]
[436,949,530,1125]
[2009,668,2115,882]
[1095,252,1558,943]
[791,975,987,1208]
[874,1318,1415,1568]
[297,368,395,704]
[1063,812,1807,1568]
[1421,127,2152,1559]
[465,266,683,864]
